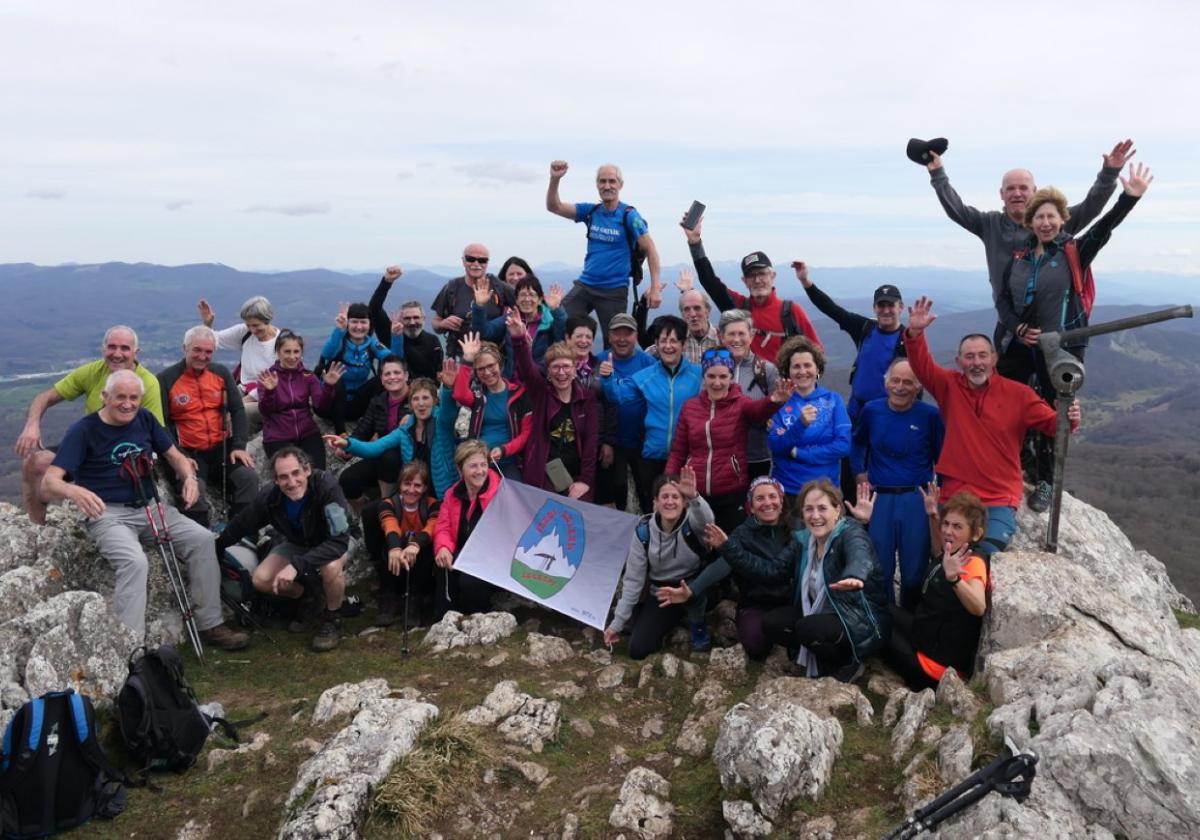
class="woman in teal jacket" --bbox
[749,478,890,682]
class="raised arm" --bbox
[1064,139,1134,235]
[545,160,575,219]
[795,261,870,339]
[1076,163,1151,268]
[683,219,738,311]
[926,154,986,237]
[368,266,402,343]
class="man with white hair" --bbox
[14,325,163,524]
[40,369,249,649]
[158,325,258,526]
[546,160,663,345]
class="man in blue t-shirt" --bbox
[40,369,249,650]
[546,160,663,346]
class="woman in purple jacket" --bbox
[257,331,342,468]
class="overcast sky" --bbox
[4,1,1199,274]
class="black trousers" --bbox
[360,499,435,600]
[264,433,327,471]
[761,607,853,674]
[433,567,497,620]
[339,447,404,499]
[315,378,382,434]
[635,457,667,515]
[626,593,687,661]
[173,444,258,528]
[708,491,747,535]
[882,603,939,691]
[997,342,1084,484]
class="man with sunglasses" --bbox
[546,161,663,346]
[431,244,514,359]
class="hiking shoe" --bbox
[336,594,364,618]
[312,612,342,652]
[1028,481,1053,513]
[200,623,251,652]
[689,621,713,653]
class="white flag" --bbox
[453,479,638,630]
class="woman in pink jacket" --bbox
[432,439,503,620]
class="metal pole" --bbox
[1059,304,1192,345]
[1044,398,1073,553]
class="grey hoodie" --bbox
[608,495,714,633]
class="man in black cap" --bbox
[793,263,906,423]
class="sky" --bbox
[4,1,1200,274]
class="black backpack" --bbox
[582,203,647,288]
[0,690,127,839]
[116,646,244,773]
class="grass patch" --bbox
[366,716,499,838]
[1174,608,1200,631]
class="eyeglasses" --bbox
[463,255,489,264]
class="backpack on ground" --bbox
[116,646,247,773]
[582,203,647,288]
[0,690,128,839]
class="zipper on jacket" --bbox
[704,399,715,493]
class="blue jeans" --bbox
[980,505,1017,557]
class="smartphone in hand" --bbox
[681,200,706,230]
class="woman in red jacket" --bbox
[450,333,533,480]
[432,439,503,619]
[666,348,791,531]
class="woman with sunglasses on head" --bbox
[664,347,793,532]
[450,332,533,481]
[256,331,341,470]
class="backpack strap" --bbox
[0,697,43,783]
[635,518,650,551]
[757,300,800,340]
[679,519,711,563]
[1063,239,1095,317]
[68,692,136,790]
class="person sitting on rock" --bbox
[256,330,342,470]
[656,476,794,661]
[432,439,504,621]
[215,447,353,653]
[603,465,716,658]
[158,326,259,528]
[755,479,891,682]
[882,489,989,691]
[360,461,440,628]
[15,325,164,524]
[40,369,249,650]
[334,357,412,510]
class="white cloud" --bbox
[245,202,331,216]
[26,188,65,200]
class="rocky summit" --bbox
[0,486,1197,838]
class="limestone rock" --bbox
[608,766,675,839]
[596,664,626,689]
[459,680,560,752]
[523,632,575,666]
[882,687,909,728]
[708,644,748,684]
[891,688,935,761]
[281,697,438,839]
[712,683,844,820]
[722,799,773,838]
[748,676,874,727]
[503,756,549,785]
[547,680,586,700]
[639,714,664,741]
[311,677,391,725]
[422,610,517,652]
[938,724,973,785]
[936,668,983,721]
[569,718,594,738]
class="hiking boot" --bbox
[689,621,713,653]
[200,623,251,652]
[336,594,364,618]
[1028,481,1053,513]
[288,593,321,633]
[311,612,342,653]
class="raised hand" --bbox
[771,376,793,404]
[791,260,812,288]
[942,541,970,583]
[1120,162,1154,197]
[597,352,614,378]
[844,481,876,523]
[473,283,492,307]
[677,464,698,500]
[675,270,695,293]
[926,151,943,172]
[322,361,346,386]
[545,283,565,310]
[439,359,459,388]
[655,579,692,607]
[917,480,940,517]
[391,318,404,335]
[335,302,349,331]
[460,331,482,363]
[703,522,728,549]
[549,160,569,179]
[384,265,403,283]
[257,369,279,392]
[679,215,703,244]
[906,296,937,334]
[506,308,527,338]
[1103,139,1136,170]
[197,298,216,327]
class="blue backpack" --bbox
[0,690,127,838]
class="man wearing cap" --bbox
[794,263,906,423]
[431,243,514,360]
[683,219,820,361]
[598,312,657,510]
[919,139,1135,296]
[546,161,663,346]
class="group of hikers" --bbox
[13,138,1152,688]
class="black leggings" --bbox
[882,604,938,691]
[997,342,1084,484]
[635,457,666,515]
[315,379,381,434]
[264,433,327,471]
[625,593,687,660]
[339,448,404,499]
[360,499,435,599]
[761,607,853,675]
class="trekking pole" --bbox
[122,452,207,665]
[880,744,1037,840]
[400,563,411,657]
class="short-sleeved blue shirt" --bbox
[574,201,649,290]
[52,409,174,505]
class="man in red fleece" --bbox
[903,296,1080,556]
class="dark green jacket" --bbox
[689,516,793,609]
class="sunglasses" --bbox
[702,349,734,361]
[463,255,489,264]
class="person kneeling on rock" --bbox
[39,369,249,651]
[882,489,990,691]
[216,447,352,652]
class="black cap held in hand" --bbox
[906,137,949,165]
